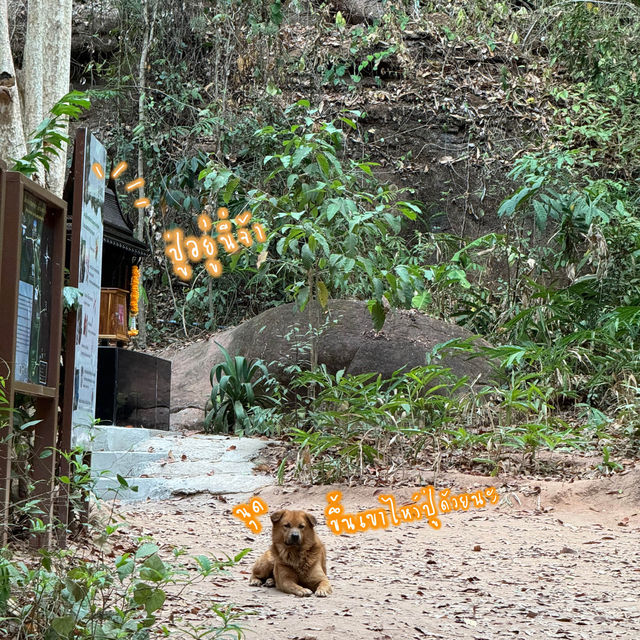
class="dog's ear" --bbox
[305,513,317,528]
[270,510,284,524]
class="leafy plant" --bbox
[55,443,123,537]
[62,287,82,312]
[0,533,251,639]
[176,603,250,639]
[204,343,280,434]
[288,360,468,482]
[596,445,623,475]
[11,91,91,178]
[200,102,427,334]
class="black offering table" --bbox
[95,347,171,430]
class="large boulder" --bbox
[162,300,493,427]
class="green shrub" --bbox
[0,535,250,639]
[199,103,428,331]
[289,360,467,482]
[204,343,280,434]
[11,91,91,178]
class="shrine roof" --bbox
[102,180,149,257]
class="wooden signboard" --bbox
[0,172,66,547]
[0,159,7,542]
[0,159,5,284]
[58,129,107,535]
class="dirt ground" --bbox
[114,465,640,640]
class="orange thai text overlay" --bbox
[324,486,499,535]
[232,496,268,533]
[91,161,150,209]
[163,208,267,281]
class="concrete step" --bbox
[77,424,276,502]
[74,424,172,452]
[90,451,255,480]
[90,451,166,478]
[93,472,272,502]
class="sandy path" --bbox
[115,470,640,640]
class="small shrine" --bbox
[94,179,171,430]
[99,178,148,343]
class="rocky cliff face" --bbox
[288,16,545,239]
[9,2,550,240]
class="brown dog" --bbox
[249,509,332,597]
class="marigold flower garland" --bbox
[128,265,140,337]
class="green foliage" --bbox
[0,377,249,640]
[94,0,295,343]
[56,444,132,535]
[402,142,640,433]
[319,2,410,87]
[62,288,82,312]
[200,104,427,329]
[204,344,280,434]
[596,445,623,475]
[490,153,640,402]
[284,332,604,480]
[11,91,91,177]
[1,375,137,540]
[78,0,640,467]
[542,3,640,186]
[175,603,250,639]
[549,3,640,99]
[289,357,467,482]
[323,45,398,88]
[0,533,251,639]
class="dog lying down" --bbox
[249,509,333,597]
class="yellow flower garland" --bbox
[130,266,140,314]
[128,265,140,337]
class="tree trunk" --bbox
[133,0,158,349]
[22,0,44,137]
[41,0,72,197]
[21,0,45,183]
[0,0,72,196]
[0,0,27,162]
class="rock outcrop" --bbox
[164,300,493,428]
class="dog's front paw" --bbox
[249,577,262,587]
[315,583,333,597]
[264,577,275,587]
[294,587,313,597]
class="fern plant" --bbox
[204,343,279,434]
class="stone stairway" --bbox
[74,425,274,502]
